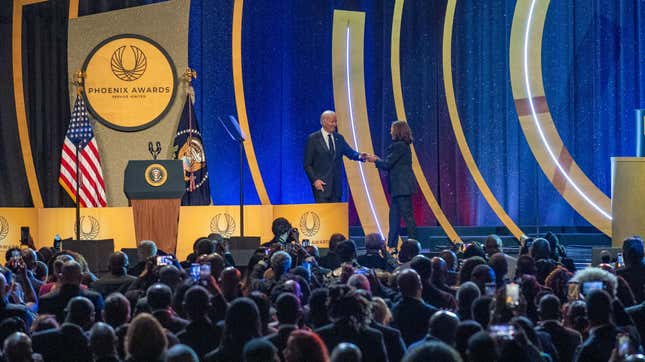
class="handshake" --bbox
[359,152,380,163]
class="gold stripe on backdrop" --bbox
[332,10,390,238]
[12,0,46,208]
[232,0,271,205]
[509,0,611,235]
[68,0,78,19]
[390,0,461,244]
[443,0,525,240]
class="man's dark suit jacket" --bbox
[626,301,645,349]
[617,261,645,303]
[304,130,360,202]
[91,273,136,297]
[536,320,582,362]
[391,296,439,346]
[573,324,618,362]
[265,324,298,361]
[38,284,104,323]
[370,322,406,362]
[177,319,222,359]
[31,323,92,362]
[375,141,415,197]
[315,322,388,362]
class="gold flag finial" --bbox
[183,67,197,83]
[72,71,86,95]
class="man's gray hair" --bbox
[138,240,157,259]
[320,110,335,124]
[270,251,292,275]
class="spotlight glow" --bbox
[523,0,611,220]
[345,25,385,237]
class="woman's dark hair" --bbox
[125,313,167,361]
[285,330,329,362]
[458,256,486,284]
[327,285,370,331]
[391,120,413,144]
[220,298,261,350]
[271,217,292,237]
[307,288,330,329]
[248,291,272,335]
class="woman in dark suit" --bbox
[368,121,417,250]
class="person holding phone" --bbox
[366,121,417,251]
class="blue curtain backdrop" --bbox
[2,0,644,230]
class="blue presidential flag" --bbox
[173,94,211,205]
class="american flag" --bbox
[58,95,107,207]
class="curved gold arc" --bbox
[443,0,525,240]
[68,0,78,19]
[332,10,390,238]
[391,0,461,244]
[509,0,611,235]
[13,0,45,208]
[232,0,271,205]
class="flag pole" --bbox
[73,71,85,241]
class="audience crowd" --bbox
[1,218,645,362]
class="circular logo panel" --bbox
[0,216,8,242]
[210,213,236,238]
[82,34,177,131]
[145,163,168,187]
[73,216,100,240]
[299,212,321,238]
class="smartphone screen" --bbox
[506,283,519,307]
[156,256,171,266]
[190,263,200,282]
[200,264,211,279]
[618,334,631,357]
[489,324,515,340]
[567,282,581,301]
[582,281,603,296]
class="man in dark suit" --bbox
[304,110,367,203]
[536,294,582,362]
[91,251,136,297]
[391,269,439,346]
[573,289,619,362]
[38,260,104,323]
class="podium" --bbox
[611,157,645,246]
[124,160,185,254]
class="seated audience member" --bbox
[31,319,91,361]
[430,256,456,296]
[574,289,618,362]
[220,266,243,302]
[410,255,456,310]
[65,296,95,331]
[205,297,261,362]
[39,254,73,296]
[456,282,480,321]
[439,249,459,286]
[625,296,645,351]
[617,236,645,303]
[147,283,188,334]
[467,331,499,362]
[266,292,302,360]
[391,269,439,346]
[371,297,392,325]
[38,260,104,323]
[471,296,493,329]
[401,341,461,362]
[463,242,486,260]
[396,239,422,272]
[166,344,199,362]
[91,251,136,297]
[563,300,589,340]
[530,238,557,284]
[511,316,559,362]
[330,343,362,362]
[357,233,397,272]
[470,264,495,295]
[306,288,330,329]
[485,234,517,278]
[488,253,509,287]
[410,310,460,348]
[250,251,291,296]
[89,322,119,362]
[103,293,131,359]
[177,286,221,359]
[2,332,41,362]
[0,272,33,331]
[129,240,158,276]
[455,321,482,361]
[544,266,573,303]
[284,330,329,362]
[536,294,582,362]
[331,240,369,278]
[125,313,168,362]
[319,233,345,270]
[30,314,58,334]
[515,255,538,280]
[315,285,388,362]
[358,291,406,362]
[248,291,276,336]
[458,257,486,284]
[0,317,26,351]
[243,339,278,362]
